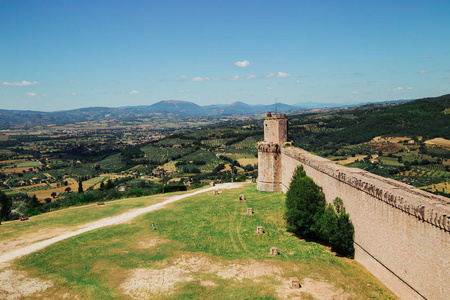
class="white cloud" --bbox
[42,93,46,96]
[26,92,37,96]
[71,92,77,95]
[407,87,413,90]
[192,76,204,82]
[129,90,140,94]
[204,77,210,81]
[2,81,39,86]
[179,75,187,78]
[419,70,432,74]
[296,80,301,84]
[178,89,190,93]
[234,60,250,67]
[246,74,256,79]
[351,91,358,94]
[393,87,404,91]
[225,75,239,80]
[267,87,273,90]
[276,72,291,78]
[265,72,275,78]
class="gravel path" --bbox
[0,183,246,264]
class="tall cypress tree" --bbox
[78,180,84,193]
[0,191,12,224]
[285,165,326,239]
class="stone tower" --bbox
[257,112,288,191]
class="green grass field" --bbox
[0,193,169,244]
[3,185,396,299]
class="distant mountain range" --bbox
[0,99,413,128]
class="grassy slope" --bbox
[10,185,396,299]
[0,193,169,244]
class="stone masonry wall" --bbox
[280,146,450,300]
[257,142,282,191]
[263,117,288,144]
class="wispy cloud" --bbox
[129,90,140,94]
[178,89,190,93]
[192,76,204,82]
[179,75,187,79]
[2,81,39,86]
[246,74,256,79]
[419,70,432,74]
[71,92,77,95]
[296,80,301,84]
[234,60,250,67]
[351,91,358,94]
[264,72,291,78]
[266,87,273,90]
[225,75,239,80]
[387,87,407,92]
[276,72,291,78]
[26,92,37,96]
[407,87,413,90]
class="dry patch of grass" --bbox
[337,155,367,165]
[276,278,350,300]
[371,136,412,143]
[120,253,352,299]
[425,137,450,148]
[0,263,53,300]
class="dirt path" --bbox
[0,183,247,264]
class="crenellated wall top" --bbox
[257,142,281,153]
[282,147,450,232]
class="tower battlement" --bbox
[257,112,288,191]
[263,112,287,144]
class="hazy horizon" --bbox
[1,1,449,111]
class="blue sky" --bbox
[1,0,449,111]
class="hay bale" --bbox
[247,208,253,214]
[97,202,105,206]
[257,226,264,234]
[270,247,278,255]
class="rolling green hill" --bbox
[289,93,450,152]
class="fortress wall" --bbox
[280,147,449,300]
